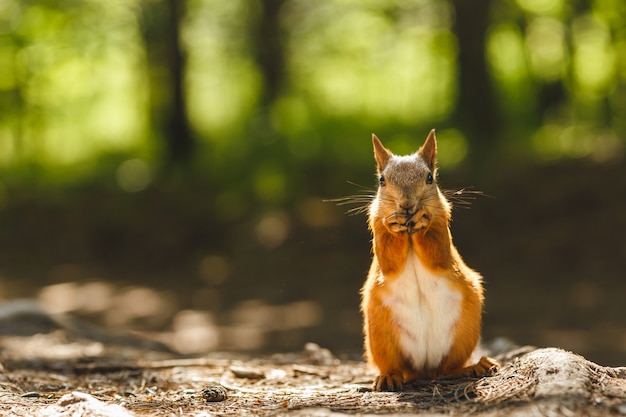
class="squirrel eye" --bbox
[426,172,434,184]
[379,175,386,186]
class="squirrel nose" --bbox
[399,201,416,212]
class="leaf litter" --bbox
[0,330,625,416]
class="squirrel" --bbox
[361,129,499,391]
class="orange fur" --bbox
[361,131,498,391]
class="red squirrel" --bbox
[361,130,499,391]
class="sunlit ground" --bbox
[32,280,324,354]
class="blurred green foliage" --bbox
[0,0,624,209]
[1,0,625,364]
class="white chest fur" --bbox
[382,252,462,371]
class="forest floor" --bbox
[0,321,625,417]
[0,157,624,415]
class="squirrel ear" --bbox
[419,129,437,171]
[372,134,392,172]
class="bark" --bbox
[140,0,194,166]
[253,0,288,107]
[452,0,501,167]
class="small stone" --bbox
[265,369,287,380]
[21,391,40,398]
[230,366,265,379]
[201,384,228,402]
[303,342,335,366]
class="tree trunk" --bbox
[254,0,287,107]
[452,0,500,167]
[140,0,194,166]
[164,0,193,163]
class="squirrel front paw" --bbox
[384,210,429,234]
[406,209,429,233]
[383,212,410,233]
[386,221,409,233]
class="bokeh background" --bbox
[0,0,624,365]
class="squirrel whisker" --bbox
[326,194,376,216]
[443,188,487,210]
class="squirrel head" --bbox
[370,130,451,228]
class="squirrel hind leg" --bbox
[373,374,404,392]
[373,368,424,392]
[445,356,500,378]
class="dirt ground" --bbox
[1,322,625,417]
